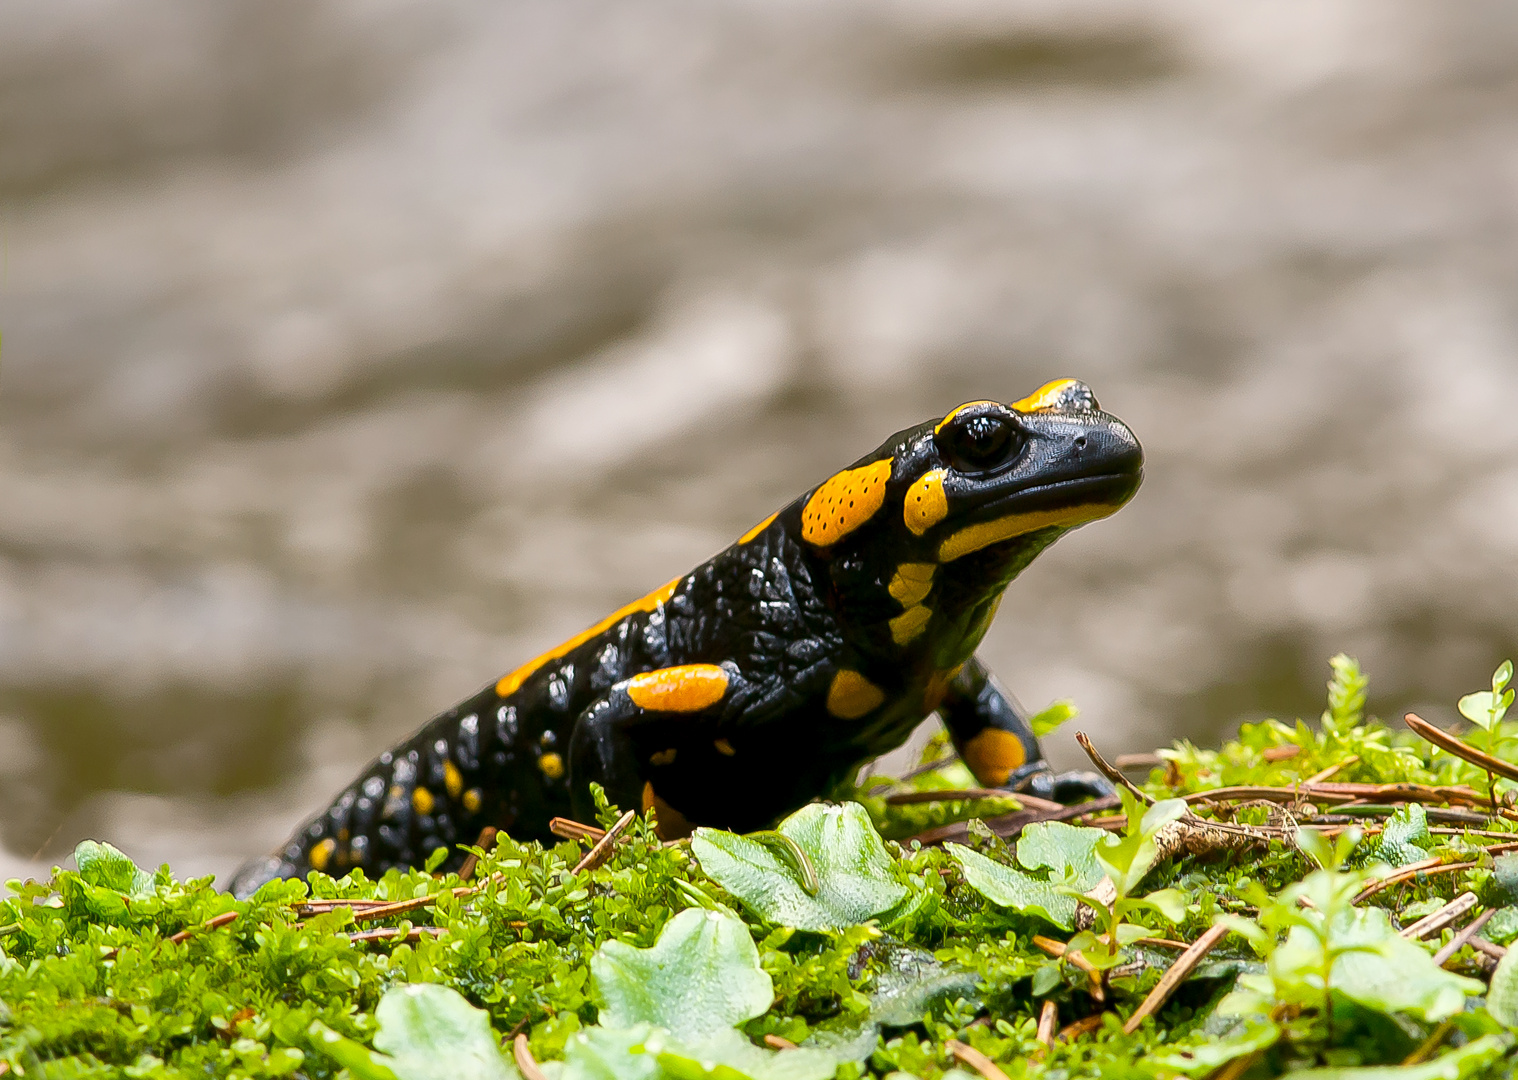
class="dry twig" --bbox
[514,1034,550,1080]
[1432,908,1496,968]
[571,809,637,874]
[945,1039,1012,1080]
[1122,924,1229,1034]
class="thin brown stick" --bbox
[1304,757,1358,784]
[549,817,606,843]
[1032,935,1104,1002]
[346,887,472,924]
[1469,936,1507,961]
[885,788,1021,806]
[1399,892,1478,940]
[167,910,240,946]
[1122,924,1229,1034]
[1405,713,1518,784]
[764,1035,798,1050]
[1432,908,1496,967]
[347,925,444,945]
[458,827,498,882]
[1035,1000,1058,1049]
[945,1040,1012,1080]
[1075,731,1153,805]
[1402,1020,1454,1066]
[1206,1051,1262,1080]
[1135,937,1191,949]
[1262,745,1302,762]
[514,1034,550,1080]
[1056,1014,1104,1041]
[571,809,637,874]
[1353,860,1478,904]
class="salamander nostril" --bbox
[1073,435,1088,450]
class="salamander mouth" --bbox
[977,468,1143,520]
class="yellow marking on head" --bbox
[714,738,736,756]
[935,401,1000,436]
[826,669,886,719]
[903,469,949,535]
[641,782,694,841]
[462,788,483,814]
[309,837,336,872]
[921,664,965,713]
[738,511,778,544]
[937,503,1117,562]
[412,787,435,815]
[801,459,893,547]
[495,576,682,698]
[1010,379,1079,413]
[627,663,730,713]
[888,605,933,645]
[650,748,678,766]
[538,752,565,780]
[888,562,935,607]
[444,761,464,799]
[962,727,1028,787]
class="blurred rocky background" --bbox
[2,0,1516,881]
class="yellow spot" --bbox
[938,503,1117,562]
[738,511,778,544]
[1010,378,1079,413]
[827,669,886,719]
[495,576,683,698]
[962,728,1028,787]
[539,752,565,780]
[801,459,893,547]
[650,748,678,766]
[388,785,404,802]
[935,401,1000,435]
[628,664,730,712]
[412,787,435,815]
[903,469,949,535]
[337,828,350,842]
[462,788,483,813]
[444,761,464,799]
[642,782,694,841]
[888,562,935,607]
[309,838,336,872]
[889,605,933,645]
[714,738,736,756]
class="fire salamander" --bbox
[230,379,1143,897]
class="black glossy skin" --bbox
[230,381,1142,897]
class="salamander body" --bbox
[230,379,1142,897]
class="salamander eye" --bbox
[939,412,1024,473]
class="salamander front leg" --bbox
[567,662,736,839]
[938,657,1113,803]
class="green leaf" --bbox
[307,1022,403,1080]
[691,803,907,931]
[373,984,518,1080]
[1133,888,1187,925]
[592,908,773,1041]
[1276,1034,1511,1080]
[1459,691,1497,732]
[1371,803,1431,868]
[559,1025,838,1080]
[1028,699,1078,738]
[1487,938,1518,1026]
[946,843,1076,928]
[74,840,155,898]
[1326,908,1483,1021]
[1139,798,1187,837]
[1148,1016,1280,1077]
[1496,660,1514,695]
[1014,822,1105,888]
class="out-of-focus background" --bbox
[2,0,1516,883]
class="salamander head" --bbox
[795,378,1142,659]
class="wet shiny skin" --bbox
[231,380,1141,898]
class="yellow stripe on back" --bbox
[801,459,893,547]
[495,576,682,698]
[1010,379,1078,413]
[737,511,778,544]
[937,503,1116,562]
